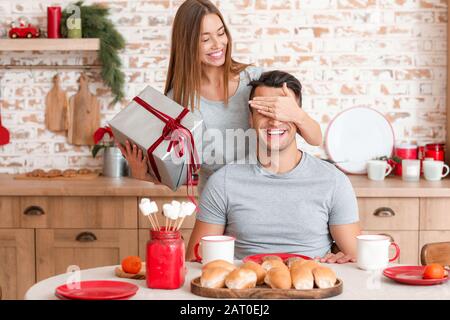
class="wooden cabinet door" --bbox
[419,231,450,253]
[362,230,419,265]
[36,229,138,281]
[420,198,450,230]
[0,229,35,300]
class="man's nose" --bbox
[268,117,283,126]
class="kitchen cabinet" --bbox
[0,229,35,300]
[36,229,138,282]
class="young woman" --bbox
[118,0,322,193]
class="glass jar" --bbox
[146,228,185,289]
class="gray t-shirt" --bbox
[197,152,359,259]
[167,66,265,192]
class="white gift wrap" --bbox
[109,86,203,190]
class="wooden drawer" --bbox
[36,229,138,281]
[0,229,35,300]
[18,196,137,229]
[362,230,419,265]
[138,197,197,229]
[0,197,20,228]
[138,228,193,261]
[358,198,419,230]
[420,198,450,230]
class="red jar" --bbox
[394,144,418,176]
[424,143,445,162]
[146,228,185,289]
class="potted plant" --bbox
[92,126,127,177]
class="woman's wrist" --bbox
[294,108,307,130]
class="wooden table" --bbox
[24,261,450,300]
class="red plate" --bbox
[242,253,312,264]
[55,280,139,300]
[383,266,448,286]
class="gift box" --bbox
[109,86,202,192]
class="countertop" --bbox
[1,173,450,197]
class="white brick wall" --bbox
[0,0,447,173]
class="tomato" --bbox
[423,263,446,279]
[121,256,142,274]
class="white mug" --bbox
[357,235,400,270]
[194,235,235,264]
[423,160,450,181]
[402,159,421,182]
[367,160,392,181]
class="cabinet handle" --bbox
[76,232,98,242]
[378,233,395,243]
[373,207,395,217]
[23,205,45,216]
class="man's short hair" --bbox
[248,70,302,109]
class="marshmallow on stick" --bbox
[176,201,197,230]
[139,198,159,230]
[163,203,178,231]
[170,200,181,231]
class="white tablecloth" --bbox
[25,262,450,300]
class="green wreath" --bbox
[61,1,126,105]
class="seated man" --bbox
[187,70,361,263]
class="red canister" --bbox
[394,144,418,176]
[424,143,445,161]
[47,7,61,38]
[146,228,185,289]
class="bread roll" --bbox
[241,261,266,285]
[225,268,257,289]
[261,259,288,272]
[312,266,337,289]
[264,267,292,289]
[291,266,314,290]
[262,255,283,262]
[202,260,236,273]
[290,260,319,272]
[286,257,304,268]
[200,267,231,288]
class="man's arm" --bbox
[317,222,361,263]
[186,220,225,261]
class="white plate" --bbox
[325,107,395,174]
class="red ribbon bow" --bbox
[133,96,200,208]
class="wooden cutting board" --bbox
[67,73,100,146]
[191,277,343,299]
[14,172,100,180]
[45,74,68,132]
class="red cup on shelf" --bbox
[424,143,445,162]
[394,144,418,176]
[47,6,61,38]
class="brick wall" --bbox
[0,0,447,173]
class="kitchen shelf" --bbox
[0,38,100,51]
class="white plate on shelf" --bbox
[325,107,395,174]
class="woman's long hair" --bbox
[164,0,250,111]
